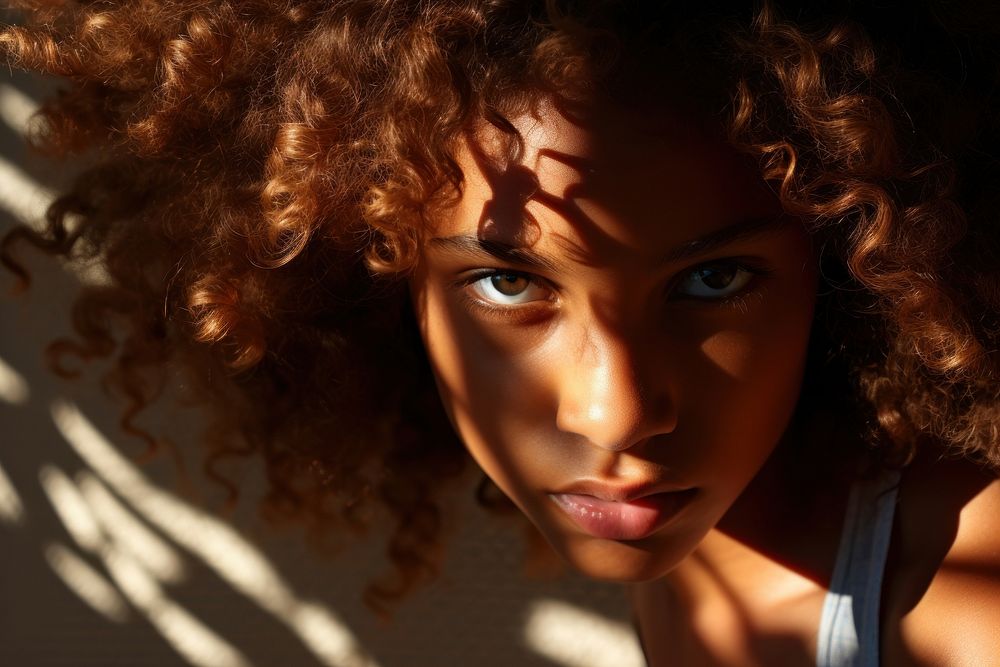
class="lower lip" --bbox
[549,489,697,541]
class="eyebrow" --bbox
[428,235,560,272]
[659,215,790,264]
[429,216,790,271]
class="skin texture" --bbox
[410,102,818,582]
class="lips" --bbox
[549,487,697,541]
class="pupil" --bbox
[491,274,527,296]
[700,266,736,290]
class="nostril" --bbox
[597,435,649,453]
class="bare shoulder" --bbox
[883,458,1000,665]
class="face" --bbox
[409,102,817,581]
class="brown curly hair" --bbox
[4,0,1000,610]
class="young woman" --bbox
[3,1,999,664]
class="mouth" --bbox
[548,487,698,541]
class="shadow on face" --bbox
[409,97,818,582]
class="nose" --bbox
[555,324,677,452]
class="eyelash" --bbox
[669,260,773,308]
[455,270,554,323]
[454,259,773,323]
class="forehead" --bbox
[438,103,781,263]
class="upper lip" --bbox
[552,479,693,503]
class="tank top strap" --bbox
[816,468,901,667]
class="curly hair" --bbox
[3,0,1000,610]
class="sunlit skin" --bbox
[409,102,818,582]
[410,103,1000,665]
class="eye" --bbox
[673,261,756,300]
[469,271,550,306]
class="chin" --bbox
[546,530,697,583]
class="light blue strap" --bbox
[816,470,901,667]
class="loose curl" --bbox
[3,0,999,610]
[729,3,1000,465]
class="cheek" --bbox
[696,290,814,390]
[412,279,551,491]
[674,270,817,474]
[693,325,807,441]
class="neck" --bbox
[707,426,856,588]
